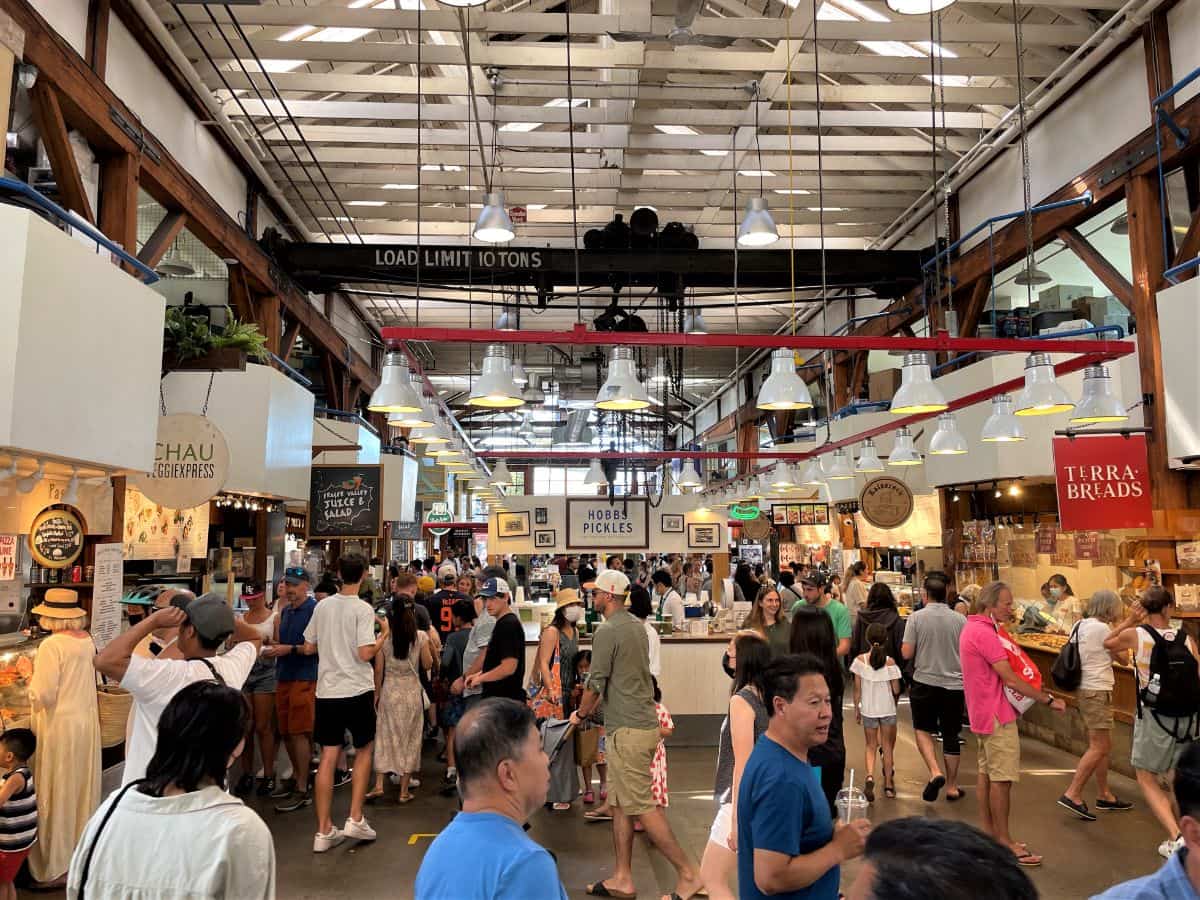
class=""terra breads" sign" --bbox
[858,477,915,530]
[129,414,231,511]
[1053,435,1152,531]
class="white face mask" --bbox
[563,606,584,624]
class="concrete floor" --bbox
[24,701,1176,899]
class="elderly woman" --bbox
[27,589,100,889]
[1057,590,1133,820]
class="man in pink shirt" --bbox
[959,581,1065,868]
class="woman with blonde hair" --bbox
[957,584,981,617]
[1057,589,1134,820]
[27,589,100,889]
[742,583,790,656]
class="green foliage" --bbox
[214,319,269,361]
[163,306,269,363]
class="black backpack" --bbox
[1050,622,1082,691]
[1138,625,1200,724]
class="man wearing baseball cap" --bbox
[463,578,525,702]
[96,592,261,785]
[571,570,701,899]
[791,573,852,658]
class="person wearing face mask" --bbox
[529,589,583,724]
[1045,575,1083,634]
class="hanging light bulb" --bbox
[981,394,1027,442]
[994,482,1003,499]
[824,449,856,480]
[757,348,813,410]
[62,468,79,506]
[16,459,44,494]
[596,347,651,411]
[517,411,537,441]
[951,491,961,502]
[683,308,708,335]
[1071,364,1128,424]
[511,360,529,387]
[676,459,703,490]
[1008,482,1022,497]
[468,344,525,408]
[1015,352,1074,416]
[489,459,512,488]
[473,192,515,243]
[368,351,424,413]
[929,412,969,455]
[769,463,795,491]
[584,459,608,486]
[1013,263,1052,286]
[886,0,955,12]
[737,197,779,247]
[887,428,923,466]
[890,353,947,414]
[411,424,450,446]
[801,459,826,486]
[855,439,884,473]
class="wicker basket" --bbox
[96,684,132,749]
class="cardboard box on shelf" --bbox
[1072,295,1129,323]
[1036,284,1093,310]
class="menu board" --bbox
[0,537,15,581]
[1052,534,1078,567]
[90,543,124,651]
[309,464,385,539]
[1074,532,1100,561]
[393,521,423,541]
[123,487,209,562]
[1036,524,1057,555]
[29,508,85,568]
[1008,536,1037,569]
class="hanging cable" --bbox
[563,0,583,325]
[458,9,494,194]
[811,0,833,440]
[416,0,423,330]
[786,15,796,336]
[1011,0,1036,309]
[927,8,942,321]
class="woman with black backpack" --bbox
[1104,587,1200,859]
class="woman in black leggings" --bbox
[790,606,846,816]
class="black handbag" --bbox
[1051,622,1083,691]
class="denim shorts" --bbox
[244,658,277,694]
[863,715,897,729]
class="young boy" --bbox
[0,729,37,900]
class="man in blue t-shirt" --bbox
[415,699,567,900]
[738,654,871,900]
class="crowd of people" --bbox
[8,550,1200,898]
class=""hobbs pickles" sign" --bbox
[129,414,231,510]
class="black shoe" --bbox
[1096,796,1134,811]
[921,775,946,802]
[257,777,276,797]
[1057,795,1097,821]
[275,790,313,813]
[334,769,353,788]
[269,779,295,799]
[234,773,255,795]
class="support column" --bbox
[98,150,139,259]
[0,11,22,134]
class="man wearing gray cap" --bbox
[96,592,261,785]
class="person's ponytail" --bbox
[865,623,888,670]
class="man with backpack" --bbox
[1104,587,1200,859]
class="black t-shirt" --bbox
[482,611,527,702]
[430,590,469,640]
[577,564,597,586]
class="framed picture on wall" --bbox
[787,505,801,525]
[661,513,685,533]
[688,522,722,549]
[534,529,556,548]
[771,505,788,525]
[535,507,549,525]
[497,511,531,538]
[813,505,829,525]
[801,505,817,525]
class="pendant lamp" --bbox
[981,394,1026,442]
[929,412,969,455]
[584,459,608,486]
[437,0,488,8]
[824,448,856,480]
[517,411,537,442]
[769,463,795,491]
[468,344,525,408]
[648,358,669,384]
[15,459,44,494]
[683,309,708,335]
[886,0,955,13]
[737,197,779,247]
[800,459,825,486]
[1070,365,1128,424]
[887,428,923,466]
[368,351,424,413]
[411,426,451,445]
[596,347,651,411]
[474,192,514,243]
[489,459,512,488]
[855,439,885,473]
[511,361,529,387]
[1015,352,1074,416]
[676,459,703,490]
[1013,265,1052,286]
[387,379,438,428]
[757,348,813,410]
[497,306,518,331]
[890,353,947,414]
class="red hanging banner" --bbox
[1053,435,1153,532]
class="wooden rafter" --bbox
[83,0,108,76]
[136,210,187,268]
[1169,206,1200,284]
[280,318,303,360]
[98,150,139,259]
[28,80,94,222]
[1057,228,1134,306]
[958,278,993,340]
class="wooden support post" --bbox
[849,352,869,402]
[256,295,282,357]
[29,80,94,222]
[280,318,303,360]
[98,150,139,259]
[957,278,992,339]
[227,265,254,322]
[1168,206,1200,284]
[832,358,852,409]
[0,11,22,134]
[321,352,342,410]
[1057,228,1134,307]
[1143,9,1174,112]
[83,0,108,77]
[137,210,186,269]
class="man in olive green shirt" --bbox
[571,570,700,900]
[790,574,852,657]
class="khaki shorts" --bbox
[977,720,1021,783]
[1077,689,1113,732]
[606,726,660,815]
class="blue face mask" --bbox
[1049,587,1063,602]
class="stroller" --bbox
[541,718,577,807]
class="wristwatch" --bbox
[292,643,300,654]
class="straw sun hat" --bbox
[32,588,87,619]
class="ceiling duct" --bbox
[551,410,595,448]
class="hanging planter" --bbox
[162,306,266,373]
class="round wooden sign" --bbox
[741,511,772,542]
[29,507,85,569]
[858,477,915,530]
[129,414,230,510]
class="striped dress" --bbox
[0,766,37,852]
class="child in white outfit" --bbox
[850,622,903,802]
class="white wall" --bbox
[29,0,88,56]
[1168,0,1200,106]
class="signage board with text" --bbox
[308,464,385,539]
[129,414,230,510]
[566,498,650,550]
[1053,435,1153,532]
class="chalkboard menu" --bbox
[392,521,423,541]
[29,507,85,568]
[309,464,385,539]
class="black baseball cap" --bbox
[283,566,312,586]
[800,574,823,588]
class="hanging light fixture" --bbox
[676,459,703,490]
[886,0,955,13]
[510,360,529,387]
[769,463,795,491]
[596,347,651,411]
[737,87,779,247]
[411,424,451,446]
[468,344,525,408]
[156,248,195,277]
[1071,364,1128,424]
[981,394,1027,442]
[15,459,44,494]
[62,468,80,505]
[368,351,424,413]
[887,428,923,466]
[1015,352,1074,416]
[994,482,1003,498]
[474,192,514,243]
[1013,265,1052,287]
[584,459,608,486]
[855,439,884,473]
[388,381,438,428]
[889,353,947,414]
[929,412,969,455]
[648,357,669,385]
[683,308,708,335]
[517,411,537,442]
[757,348,813,410]
[824,449,855,480]
[497,306,518,331]
[800,459,825,486]
[1109,214,1129,235]
[489,459,512,488]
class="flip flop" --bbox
[946,789,965,802]
[1014,849,1043,867]
[922,775,946,802]
[364,789,385,802]
[583,791,596,804]
[586,881,636,898]
[585,810,614,822]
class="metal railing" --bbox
[932,323,1128,375]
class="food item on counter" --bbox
[1016,633,1069,651]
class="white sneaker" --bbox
[344,816,377,842]
[1157,836,1183,859]
[313,827,344,853]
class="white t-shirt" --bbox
[1076,617,1116,692]
[850,655,902,719]
[303,593,377,699]
[120,642,256,785]
[660,589,685,630]
[643,620,662,678]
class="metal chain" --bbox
[159,382,166,417]
[927,9,942,320]
[1011,0,1036,307]
[812,0,833,437]
[202,373,215,417]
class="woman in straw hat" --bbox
[27,588,100,888]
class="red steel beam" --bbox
[381,323,1131,360]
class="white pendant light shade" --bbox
[584,459,608,486]
[436,0,488,8]
[929,412,969,455]
[497,307,518,332]
[473,192,515,243]
[981,394,1027,442]
[517,411,536,441]
[886,0,955,12]
[737,196,779,247]
[468,344,525,408]
[62,469,80,506]
[757,348,813,410]
[596,347,651,411]
[15,459,44,494]
[648,357,669,384]
[368,351,424,413]
[1070,365,1128,424]
[887,428,923,466]
[387,378,437,428]
[890,353,948,414]
[489,459,512,488]
[676,459,703,489]
[1015,352,1074,416]
[855,439,885,473]
[411,426,450,445]
[769,463,795,490]
[824,448,856,480]
[683,309,708,334]
[801,459,826,486]
[511,361,529,386]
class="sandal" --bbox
[600,788,608,802]
[884,769,896,799]
[922,775,946,802]
[397,793,414,804]
[946,788,965,802]
[863,776,875,803]
[585,881,636,898]
[552,802,572,811]
[585,809,614,822]
[583,790,596,804]
[1014,848,1043,867]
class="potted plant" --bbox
[162,305,269,372]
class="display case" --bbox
[0,635,46,730]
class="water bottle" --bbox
[1146,673,1161,705]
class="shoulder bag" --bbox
[1050,622,1082,691]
